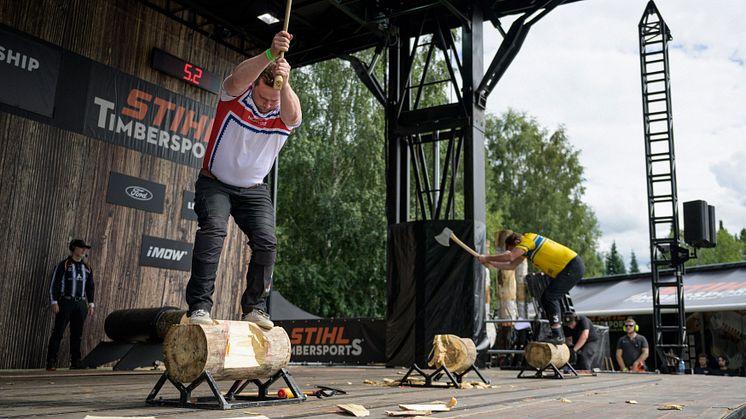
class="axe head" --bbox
[434,227,453,247]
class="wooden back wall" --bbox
[0,0,257,368]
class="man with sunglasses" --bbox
[616,318,649,371]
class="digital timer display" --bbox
[151,48,221,94]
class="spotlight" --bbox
[257,13,280,25]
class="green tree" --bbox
[273,56,388,318]
[604,241,626,275]
[629,250,640,273]
[686,222,745,267]
[484,110,603,276]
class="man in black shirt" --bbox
[46,239,95,370]
[712,355,736,376]
[562,311,599,370]
[693,353,712,375]
[616,317,649,371]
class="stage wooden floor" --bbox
[1,366,744,418]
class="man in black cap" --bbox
[46,239,95,370]
[562,311,599,370]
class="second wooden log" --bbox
[428,334,477,374]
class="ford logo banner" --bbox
[125,186,153,201]
[107,172,165,213]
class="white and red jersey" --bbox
[203,82,300,187]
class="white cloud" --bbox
[711,153,746,205]
[483,0,746,272]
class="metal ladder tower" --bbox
[638,0,688,370]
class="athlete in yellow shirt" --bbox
[479,232,585,344]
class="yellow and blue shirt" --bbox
[515,233,577,278]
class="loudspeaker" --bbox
[386,220,487,367]
[683,200,716,248]
[708,205,717,247]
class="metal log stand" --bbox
[146,368,306,410]
[399,363,490,388]
[517,361,578,380]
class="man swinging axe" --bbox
[185,26,302,328]
[478,232,585,344]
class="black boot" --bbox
[541,328,565,345]
[46,359,57,371]
[70,360,85,369]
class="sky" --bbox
[481,0,746,270]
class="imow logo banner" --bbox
[139,235,192,271]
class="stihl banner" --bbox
[84,61,215,166]
[276,319,386,365]
[0,26,215,168]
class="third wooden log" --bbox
[524,341,570,369]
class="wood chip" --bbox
[385,411,431,417]
[383,378,399,386]
[404,378,428,385]
[399,404,451,412]
[460,382,473,389]
[363,379,378,385]
[559,398,572,403]
[626,400,638,404]
[338,404,370,417]
[446,397,457,408]
[84,417,156,419]
[658,403,684,411]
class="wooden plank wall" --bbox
[0,0,257,368]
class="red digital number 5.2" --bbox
[183,63,203,85]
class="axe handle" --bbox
[273,0,293,90]
[449,233,481,258]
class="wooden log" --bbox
[495,229,518,323]
[163,320,291,383]
[515,259,528,318]
[427,335,476,374]
[524,341,570,369]
[154,309,188,340]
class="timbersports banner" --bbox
[275,319,386,365]
[0,26,216,168]
[83,61,216,167]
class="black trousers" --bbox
[46,299,88,364]
[186,175,276,315]
[541,256,585,324]
[573,339,598,370]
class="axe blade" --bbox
[434,227,453,247]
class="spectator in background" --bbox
[46,239,95,370]
[616,317,648,371]
[712,355,736,376]
[693,353,712,375]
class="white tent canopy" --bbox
[572,262,746,316]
